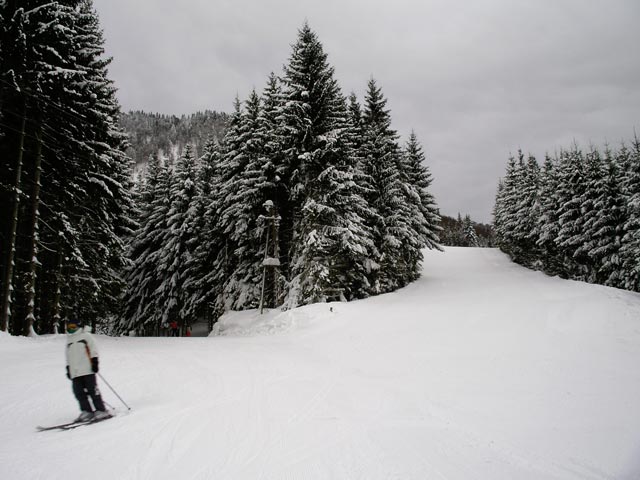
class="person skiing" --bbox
[65,319,111,422]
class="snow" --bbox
[2,247,640,479]
[262,257,281,267]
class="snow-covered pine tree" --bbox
[588,146,626,286]
[493,180,507,246]
[120,155,172,334]
[259,73,285,193]
[502,151,526,260]
[279,24,375,307]
[157,145,200,329]
[0,3,29,334]
[511,153,540,266]
[181,136,221,325]
[346,92,381,287]
[496,138,640,292]
[534,155,563,275]
[573,147,604,280]
[0,0,132,335]
[205,97,246,317]
[218,89,274,311]
[462,215,480,247]
[361,78,422,291]
[65,0,134,328]
[257,74,288,308]
[555,146,588,280]
[618,138,640,290]
[494,155,520,256]
[455,213,469,246]
[347,93,365,147]
[326,98,378,302]
[402,131,442,251]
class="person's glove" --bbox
[66,366,71,379]
[91,357,99,373]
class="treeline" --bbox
[0,1,133,335]
[439,214,494,247]
[494,139,640,290]
[120,110,228,167]
[119,24,442,335]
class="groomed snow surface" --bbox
[2,247,640,480]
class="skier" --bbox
[65,319,111,422]
[170,320,179,337]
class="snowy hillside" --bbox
[1,247,639,480]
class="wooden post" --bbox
[272,209,281,306]
[259,223,270,314]
[259,200,281,314]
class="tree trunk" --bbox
[24,126,43,336]
[1,103,26,333]
[52,248,63,334]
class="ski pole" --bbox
[98,373,131,411]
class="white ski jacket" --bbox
[66,327,99,379]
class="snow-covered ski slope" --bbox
[1,247,640,480]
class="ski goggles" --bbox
[67,322,79,333]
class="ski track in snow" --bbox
[2,247,640,479]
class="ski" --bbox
[37,414,113,432]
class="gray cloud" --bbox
[94,0,640,222]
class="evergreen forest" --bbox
[119,24,443,335]
[120,110,229,168]
[439,214,494,248]
[1,5,441,336]
[494,140,640,291]
[0,0,133,336]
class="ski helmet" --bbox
[66,319,82,333]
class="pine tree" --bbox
[619,138,640,290]
[198,97,245,318]
[347,93,365,146]
[589,146,626,286]
[493,180,506,247]
[555,146,588,279]
[512,153,540,266]
[158,145,200,330]
[218,90,274,310]
[256,74,288,308]
[120,154,171,334]
[346,91,381,280]
[260,73,284,197]
[179,136,217,324]
[496,138,640,292]
[1,1,132,335]
[0,3,28,333]
[494,155,520,255]
[534,155,563,275]
[462,215,480,247]
[362,78,422,291]
[402,131,442,251]
[573,147,604,280]
[279,24,375,307]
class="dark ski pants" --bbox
[72,374,106,412]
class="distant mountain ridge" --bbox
[120,110,229,165]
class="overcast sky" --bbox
[93,0,640,223]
